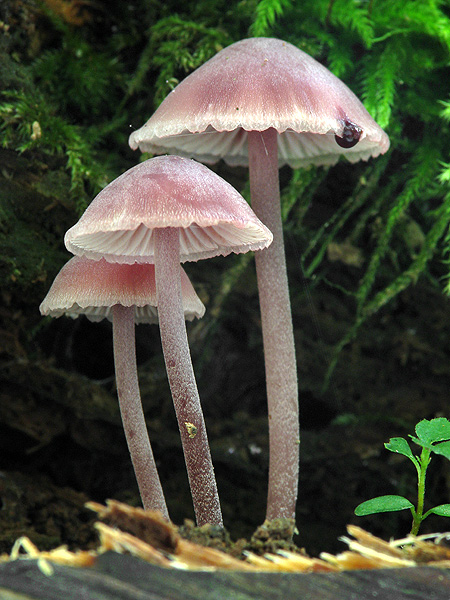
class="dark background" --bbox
[1,0,450,557]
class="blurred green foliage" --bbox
[1,0,450,382]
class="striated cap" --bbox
[129,37,389,168]
[64,155,272,264]
[39,256,205,323]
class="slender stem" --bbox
[154,227,223,527]
[248,128,299,521]
[411,447,431,535]
[112,304,169,518]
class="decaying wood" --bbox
[88,500,260,571]
[1,554,450,600]
[2,500,450,575]
[88,500,450,573]
[1,500,450,599]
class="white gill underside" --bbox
[67,222,270,263]
[43,303,202,324]
[133,127,379,168]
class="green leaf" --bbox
[423,504,450,519]
[384,437,415,460]
[355,495,414,516]
[431,440,450,460]
[415,418,450,445]
[409,435,432,450]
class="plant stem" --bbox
[411,447,432,535]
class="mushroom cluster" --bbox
[41,36,389,532]
[129,37,390,523]
[41,155,272,527]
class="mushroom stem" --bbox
[112,303,169,518]
[248,128,299,521]
[154,227,223,527]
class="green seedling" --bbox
[355,417,450,535]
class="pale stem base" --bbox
[248,128,299,521]
[112,304,169,518]
[154,227,223,527]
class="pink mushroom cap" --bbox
[39,256,205,323]
[129,37,389,168]
[64,155,273,264]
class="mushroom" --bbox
[40,256,206,519]
[64,155,273,526]
[128,37,390,522]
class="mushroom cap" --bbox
[129,37,389,168]
[64,155,272,264]
[39,256,205,323]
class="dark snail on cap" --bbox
[335,120,362,149]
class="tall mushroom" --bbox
[64,155,273,526]
[40,256,205,519]
[128,37,390,522]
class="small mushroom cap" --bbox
[129,37,389,168]
[39,256,205,323]
[64,155,272,264]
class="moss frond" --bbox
[326,0,374,48]
[360,39,403,128]
[0,90,106,212]
[129,16,230,107]
[356,141,442,312]
[249,0,293,37]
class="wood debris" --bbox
[0,535,96,573]
[320,525,450,571]
[244,549,338,573]
[89,500,257,571]
[86,500,178,554]
[2,500,450,573]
